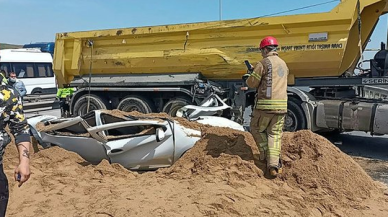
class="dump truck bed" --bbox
[53,0,388,86]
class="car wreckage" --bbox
[28,99,245,170]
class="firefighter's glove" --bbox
[242,73,250,81]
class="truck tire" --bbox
[117,96,154,114]
[162,98,192,117]
[73,94,108,116]
[285,97,307,132]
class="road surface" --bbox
[327,132,388,186]
[25,107,60,118]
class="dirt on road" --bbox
[4,117,388,216]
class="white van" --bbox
[0,48,56,95]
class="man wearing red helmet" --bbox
[244,36,289,178]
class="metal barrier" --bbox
[24,94,56,102]
[23,94,56,111]
[23,100,55,110]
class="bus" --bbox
[23,42,55,56]
[0,48,57,95]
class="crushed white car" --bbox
[28,110,244,170]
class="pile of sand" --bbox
[281,131,377,207]
[4,117,388,216]
[160,127,264,183]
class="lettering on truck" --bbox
[280,43,344,52]
[362,78,388,84]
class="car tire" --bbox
[285,97,307,132]
[73,94,108,116]
[162,97,192,117]
[117,95,154,114]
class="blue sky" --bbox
[0,0,386,56]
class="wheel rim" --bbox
[77,102,99,116]
[168,107,180,116]
[285,109,298,132]
[166,103,185,116]
[118,99,149,113]
[121,104,141,112]
[163,100,190,117]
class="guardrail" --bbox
[23,94,56,111]
[362,85,388,100]
[24,94,56,102]
[24,100,55,110]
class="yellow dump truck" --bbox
[53,0,388,134]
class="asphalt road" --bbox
[327,132,388,185]
[26,108,388,186]
[25,107,61,118]
[328,132,388,161]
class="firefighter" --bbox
[243,36,289,178]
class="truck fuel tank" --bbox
[315,100,388,135]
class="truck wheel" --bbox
[73,94,107,116]
[162,98,192,117]
[117,96,154,114]
[285,98,307,132]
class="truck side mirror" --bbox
[156,128,165,142]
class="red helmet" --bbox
[259,36,278,49]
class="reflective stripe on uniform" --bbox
[250,72,261,80]
[275,115,284,149]
[257,99,287,103]
[268,147,281,156]
[256,99,287,110]
[256,104,287,110]
[268,116,284,159]
[264,58,273,98]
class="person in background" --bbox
[0,73,31,216]
[8,72,27,99]
[56,84,75,117]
